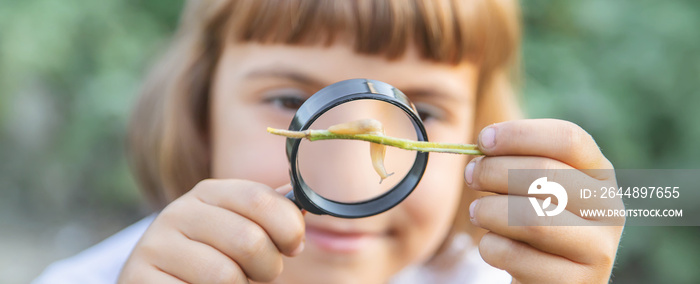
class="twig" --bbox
[267,127,483,155]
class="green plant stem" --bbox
[267,127,484,155]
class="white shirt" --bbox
[33,215,511,284]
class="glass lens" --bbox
[297,99,417,203]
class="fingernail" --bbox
[275,184,293,194]
[291,240,305,256]
[479,127,496,149]
[465,160,476,185]
[469,199,479,225]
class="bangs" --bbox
[207,0,519,68]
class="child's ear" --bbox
[473,71,522,137]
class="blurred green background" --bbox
[1,0,698,283]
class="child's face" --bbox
[209,42,478,283]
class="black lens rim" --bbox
[285,79,429,218]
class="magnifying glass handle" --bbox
[285,186,325,215]
[284,190,302,209]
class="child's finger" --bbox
[166,197,284,282]
[135,269,188,284]
[466,156,624,219]
[471,195,621,264]
[478,232,594,284]
[477,119,614,175]
[191,179,306,257]
[118,260,188,284]
[139,227,249,284]
[466,156,576,194]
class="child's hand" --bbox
[466,119,623,284]
[118,180,305,283]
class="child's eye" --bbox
[414,102,445,123]
[417,109,433,122]
[267,96,305,110]
[263,88,309,111]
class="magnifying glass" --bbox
[281,79,429,219]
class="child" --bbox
[35,0,623,283]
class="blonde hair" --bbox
[128,0,521,247]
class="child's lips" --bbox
[305,225,383,253]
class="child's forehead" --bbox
[203,0,517,69]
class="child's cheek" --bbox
[210,114,290,186]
